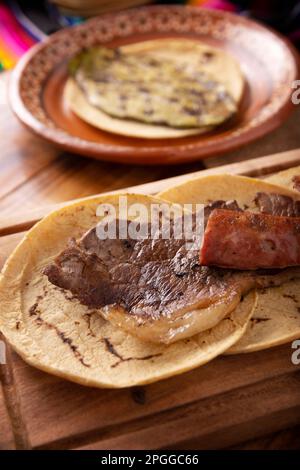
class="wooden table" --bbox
[1,71,300,450]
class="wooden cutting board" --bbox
[1,149,300,450]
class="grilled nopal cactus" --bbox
[69,46,236,129]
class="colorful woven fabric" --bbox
[0,1,299,72]
[189,0,300,49]
[187,0,237,11]
[0,2,37,70]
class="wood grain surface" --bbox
[1,148,300,237]
[1,71,300,450]
[0,386,15,450]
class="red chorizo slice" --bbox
[200,209,300,270]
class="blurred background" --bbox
[1,0,299,72]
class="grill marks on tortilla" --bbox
[69,46,236,128]
[282,292,300,317]
[28,295,161,368]
[282,293,298,302]
[83,312,96,337]
[103,337,162,368]
[28,297,90,368]
[250,317,271,325]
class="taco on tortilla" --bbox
[0,193,256,388]
[1,172,300,388]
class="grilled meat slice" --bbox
[255,192,300,217]
[200,209,300,270]
[292,176,300,192]
[44,215,300,344]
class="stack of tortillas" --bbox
[0,167,299,388]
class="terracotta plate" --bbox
[9,6,299,165]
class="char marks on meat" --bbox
[204,199,241,225]
[44,215,300,319]
[43,192,300,343]
[292,176,300,192]
[255,192,300,217]
[44,220,237,319]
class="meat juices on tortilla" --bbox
[44,196,300,345]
